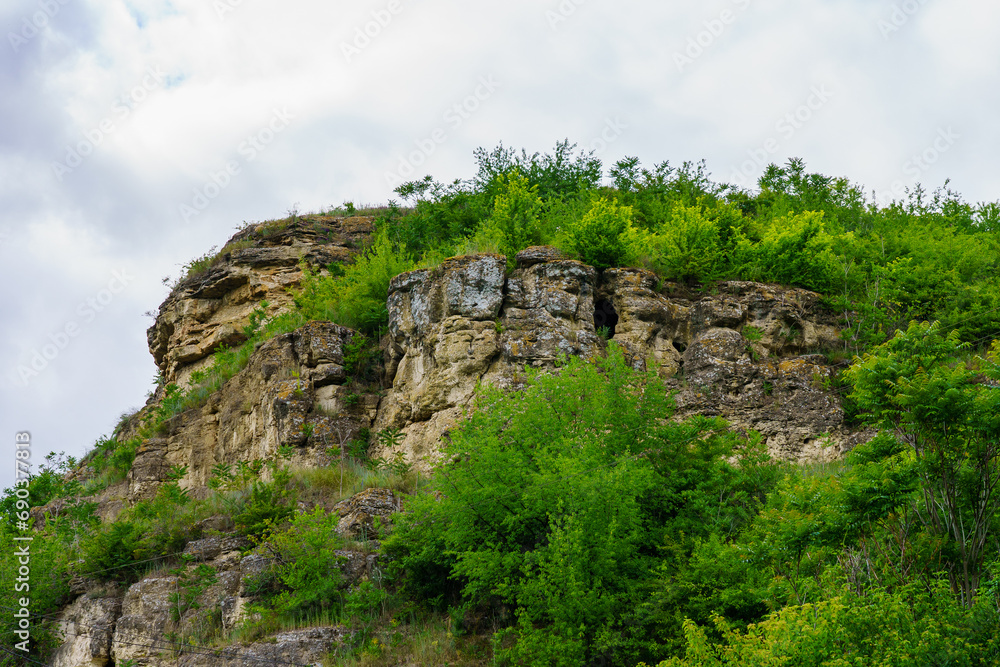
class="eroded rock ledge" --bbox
[134,243,858,503]
[147,216,375,388]
[49,242,866,666]
[374,247,855,467]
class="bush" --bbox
[653,581,999,667]
[481,172,544,260]
[563,196,638,270]
[731,211,839,292]
[82,481,203,582]
[234,467,296,540]
[385,346,777,665]
[474,140,602,202]
[650,205,724,283]
[88,436,140,482]
[295,228,414,334]
[258,506,346,620]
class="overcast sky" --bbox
[2,0,998,490]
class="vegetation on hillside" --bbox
[3,142,1000,666]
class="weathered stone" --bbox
[51,591,123,667]
[332,488,400,539]
[598,268,685,376]
[682,328,752,385]
[500,259,601,362]
[176,626,351,667]
[146,216,374,388]
[516,245,566,267]
[126,322,375,499]
[183,535,249,561]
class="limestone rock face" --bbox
[332,487,401,539]
[375,254,603,467]
[131,321,372,497]
[499,259,601,365]
[376,255,507,466]
[379,249,856,465]
[51,591,123,667]
[104,533,350,667]
[147,216,374,388]
[125,239,856,500]
[176,627,351,667]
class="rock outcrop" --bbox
[131,321,375,498]
[147,216,374,388]
[374,248,853,466]
[47,224,867,665]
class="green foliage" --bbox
[342,333,381,382]
[653,581,999,667]
[257,506,345,620]
[0,523,74,661]
[732,211,840,292]
[295,228,414,334]
[386,346,779,665]
[480,171,544,260]
[169,563,218,622]
[0,453,82,527]
[473,139,602,201]
[649,204,724,283]
[233,466,296,540]
[845,321,1000,604]
[563,196,638,270]
[82,481,202,582]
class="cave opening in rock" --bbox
[594,299,619,335]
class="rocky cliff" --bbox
[48,220,866,667]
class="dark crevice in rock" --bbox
[594,298,619,334]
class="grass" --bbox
[292,459,424,508]
[175,205,392,287]
[328,613,494,667]
[154,310,307,430]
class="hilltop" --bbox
[3,143,1000,666]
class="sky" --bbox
[2,0,999,490]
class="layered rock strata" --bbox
[147,216,374,388]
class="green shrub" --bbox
[654,581,999,667]
[81,481,203,582]
[650,205,724,283]
[731,211,839,292]
[257,506,346,620]
[295,229,414,334]
[88,436,140,482]
[481,172,544,260]
[385,346,778,666]
[473,139,602,202]
[563,196,638,270]
[234,467,296,540]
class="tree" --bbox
[385,346,777,666]
[845,321,1000,605]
